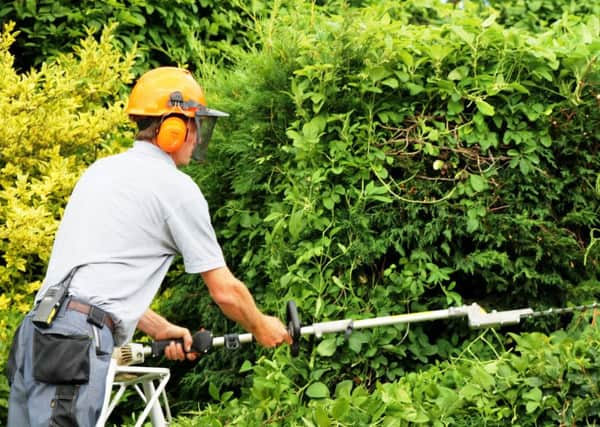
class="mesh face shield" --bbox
[167,91,229,162]
[192,107,228,162]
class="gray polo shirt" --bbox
[35,141,226,344]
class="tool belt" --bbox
[32,266,115,333]
[30,299,115,426]
[66,299,115,333]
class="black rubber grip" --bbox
[287,300,301,356]
[151,330,213,357]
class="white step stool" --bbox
[96,359,172,427]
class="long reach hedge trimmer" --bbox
[112,301,600,365]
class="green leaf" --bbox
[118,10,146,26]
[334,380,354,398]
[435,387,460,413]
[475,99,495,116]
[348,331,370,353]
[332,397,350,420]
[524,377,544,387]
[540,135,552,147]
[459,383,481,400]
[428,44,452,62]
[447,99,464,115]
[316,338,338,357]
[365,181,388,196]
[371,66,390,82]
[482,13,498,28]
[307,382,330,399]
[303,115,327,139]
[523,387,542,402]
[519,158,531,175]
[433,160,445,170]
[382,77,399,89]
[469,174,487,192]
[526,401,540,414]
[209,382,220,400]
[470,365,495,390]
[239,360,253,373]
[288,210,304,240]
[533,66,553,82]
[263,211,283,222]
[448,66,469,81]
[452,25,475,44]
[369,195,394,203]
[398,50,413,67]
[314,405,331,427]
[406,82,424,95]
[467,217,479,233]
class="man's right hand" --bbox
[253,314,293,348]
[201,266,292,348]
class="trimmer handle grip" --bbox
[151,330,213,358]
[287,300,301,356]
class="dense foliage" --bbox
[173,318,600,426]
[486,0,600,31]
[157,0,600,423]
[0,0,269,73]
[1,0,599,425]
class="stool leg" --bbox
[96,358,117,427]
[139,380,167,427]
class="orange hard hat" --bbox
[126,67,227,119]
[126,67,228,160]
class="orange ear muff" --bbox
[156,116,188,153]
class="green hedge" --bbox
[174,318,600,426]
[156,0,600,418]
[0,0,269,73]
[486,0,600,30]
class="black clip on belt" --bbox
[66,300,115,332]
[87,305,107,329]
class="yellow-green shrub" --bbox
[0,22,135,415]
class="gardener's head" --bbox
[126,67,228,165]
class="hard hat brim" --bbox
[196,107,229,118]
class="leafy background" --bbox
[1,0,599,425]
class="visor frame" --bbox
[168,91,229,162]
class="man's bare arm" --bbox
[201,266,291,347]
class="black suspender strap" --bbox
[50,384,79,427]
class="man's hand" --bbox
[137,309,198,362]
[154,324,199,361]
[253,314,293,348]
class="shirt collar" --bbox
[132,140,176,167]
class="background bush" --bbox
[0,0,270,73]
[0,23,134,419]
[486,0,600,30]
[159,0,600,421]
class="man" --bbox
[7,67,291,426]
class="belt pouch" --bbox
[33,328,91,384]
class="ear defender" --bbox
[156,116,188,153]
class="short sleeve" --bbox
[165,192,226,273]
